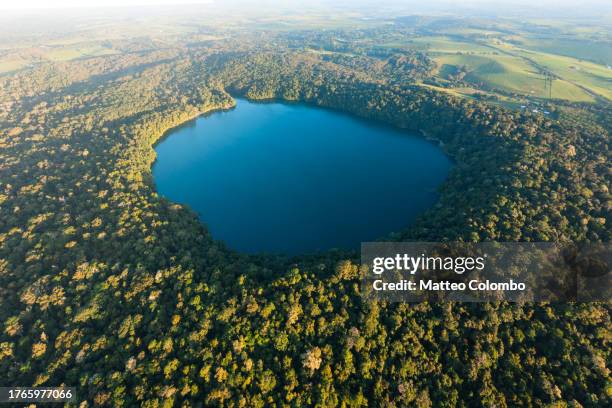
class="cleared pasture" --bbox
[433,53,594,101]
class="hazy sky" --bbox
[0,0,610,20]
[1,0,611,10]
[0,0,213,10]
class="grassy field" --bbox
[396,31,610,103]
[43,44,118,61]
[402,36,495,54]
[515,37,612,66]
[508,48,612,100]
[434,53,595,102]
[0,59,30,74]
[0,43,119,74]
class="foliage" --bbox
[0,27,610,407]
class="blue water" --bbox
[153,99,451,255]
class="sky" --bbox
[0,0,213,10]
[1,0,610,9]
[0,0,609,18]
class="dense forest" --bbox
[0,28,610,407]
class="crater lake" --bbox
[152,98,452,255]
